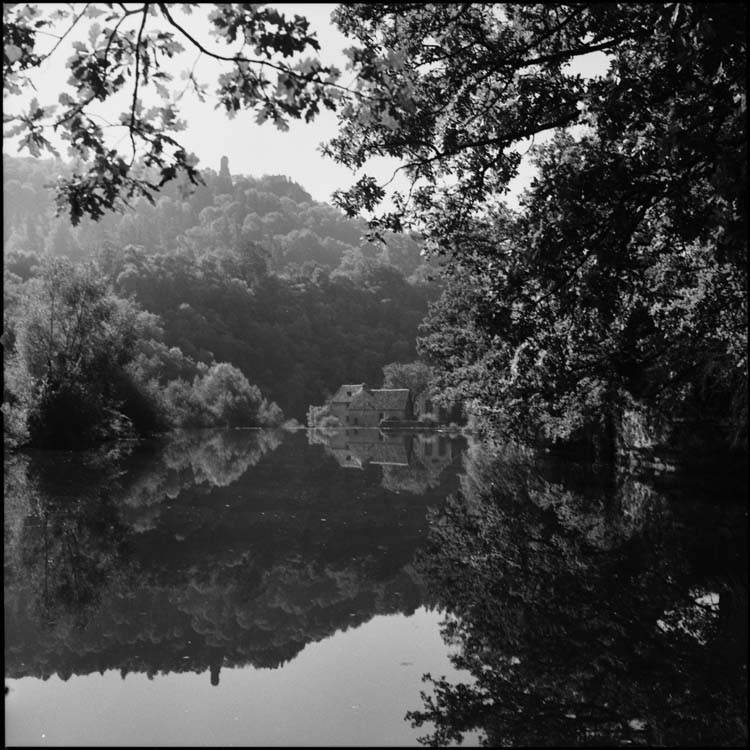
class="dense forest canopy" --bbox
[325,3,747,454]
[3,3,747,458]
[3,153,435,445]
[329,3,747,458]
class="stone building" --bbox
[328,383,413,427]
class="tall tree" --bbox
[406,441,748,746]
[328,3,747,449]
[5,257,157,446]
[381,360,432,399]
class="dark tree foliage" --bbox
[328,4,745,245]
[4,257,158,447]
[406,442,747,746]
[4,155,433,425]
[382,360,433,400]
[324,3,747,451]
[108,244,429,418]
[3,256,286,447]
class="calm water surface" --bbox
[4,428,747,746]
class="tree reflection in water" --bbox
[407,441,747,746]
[5,446,137,634]
[5,428,464,685]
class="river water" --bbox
[4,428,747,746]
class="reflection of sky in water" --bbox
[6,607,481,747]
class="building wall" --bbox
[329,403,349,422]
[325,387,416,426]
[414,433,452,464]
[344,409,381,427]
[379,407,409,421]
[343,407,408,426]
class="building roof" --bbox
[371,389,411,411]
[330,383,366,404]
[366,441,410,466]
[324,437,411,468]
[329,384,411,412]
[348,389,377,410]
[328,449,365,469]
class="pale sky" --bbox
[4,3,396,204]
[167,3,373,201]
[4,3,608,208]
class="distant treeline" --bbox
[3,155,436,447]
[4,154,433,281]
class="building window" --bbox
[345,416,349,424]
[425,442,433,456]
[379,412,384,420]
[354,417,359,425]
[425,399,433,413]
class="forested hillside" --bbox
[3,154,436,445]
[4,155,431,281]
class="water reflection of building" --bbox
[412,432,454,473]
[4,430,459,690]
[309,428,461,494]
[309,427,412,469]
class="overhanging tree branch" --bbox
[39,3,90,62]
[155,2,373,102]
[129,2,150,164]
